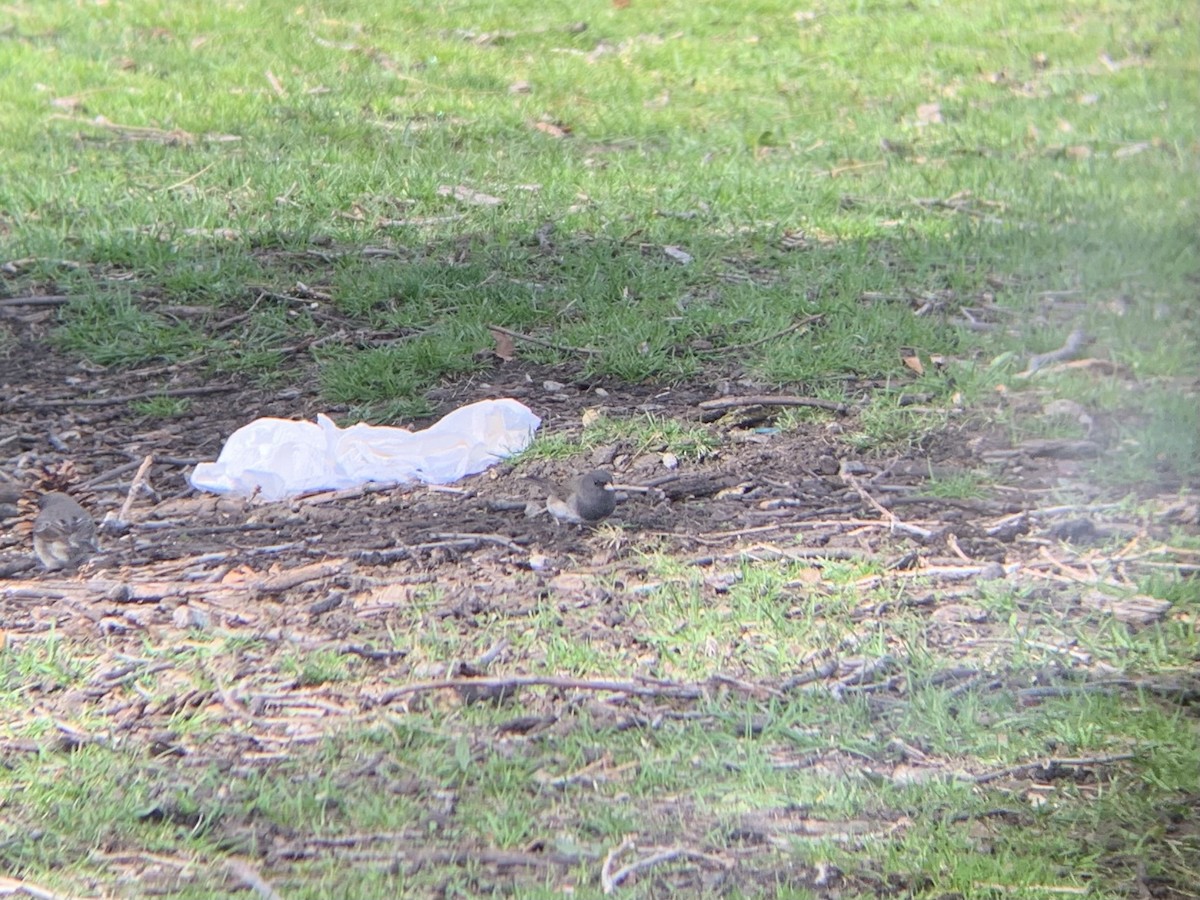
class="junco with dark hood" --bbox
[33,491,99,571]
[528,470,617,525]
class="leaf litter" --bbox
[0,292,1196,897]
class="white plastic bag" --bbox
[189,399,540,500]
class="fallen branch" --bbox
[254,561,347,594]
[841,471,934,540]
[49,113,240,145]
[1016,682,1134,700]
[2,562,347,604]
[305,842,579,868]
[83,459,148,490]
[853,562,1018,590]
[912,191,1007,225]
[0,295,72,308]
[18,384,241,409]
[116,455,155,524]
[1,257,84,274]
[971,882,1086,896]
[296,482,400,505]
[986,503,1122,533]
[836,654,897,687]
[964,753,1135,785]
[373,674,709,707]
[698,394,849,415]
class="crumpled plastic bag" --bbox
[189,398,540,500]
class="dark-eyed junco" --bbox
[33,492,99,571]
[528,470,617,525]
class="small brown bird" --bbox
[529,470,617,525]
[33,492,99,571]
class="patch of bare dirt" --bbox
[2,311,1198,896]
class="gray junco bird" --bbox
[528,470,617,525]
[33,492,99,571]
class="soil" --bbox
[1,322,1094,589]
[2,306,1197,897]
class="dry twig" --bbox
[117,455,155,524]
[1017,328,1089,377]
[487,324,598,356]
[600,839,730,894]
[699,314,823,355]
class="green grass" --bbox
[524,411,720,463]
[2,0,1194,450]
[1,0,1197,896]
[2,559,1196,897]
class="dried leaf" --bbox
[437,184,503,206]
[509,80,532,94]
[902,355,925,375]
[1064,145,1092,159]
[220,565,258,585]
[533,120,570,138]
[1113,141,1153,159]
[488,327,516,361]
[916,102,942,125]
